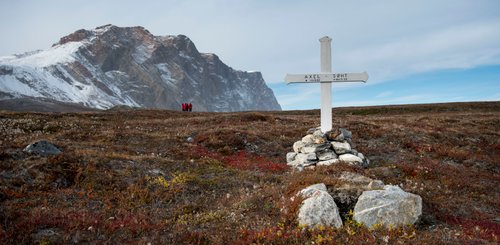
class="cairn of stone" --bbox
[287,127,369,170]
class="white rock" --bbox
[331,141,351,154]
[298,188,343,228]
[317,159,340,166]
[357,152,365,160]
[286,152,297,163]
[353,185,422,228]
[317,150,337,161]
[339,154,363,164]
[301,135,315,144]
[293,141,305,153]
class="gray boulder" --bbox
[339,154,363,165]
[353,185,422,228]
[297,184,343,228]
[339,128,352,139]
[331,141,351,154]
[293,153,317,167]
[317,149,337,161]
[23,140,62,156]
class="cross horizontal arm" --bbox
[285,72,368,84]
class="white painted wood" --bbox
[319,36,333,133]
[320,82,332,132]
[284,36,368,133]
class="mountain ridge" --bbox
[0,24,281,112]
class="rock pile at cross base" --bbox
[287,128,422,229]
[287,127,368,171]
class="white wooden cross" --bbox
[285,36,368,133]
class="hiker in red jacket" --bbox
[188,103,192,112]
[182,103,186,111]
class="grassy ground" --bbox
[0,102,498,244]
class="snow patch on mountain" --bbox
[0,42,84,68]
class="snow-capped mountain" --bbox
[0,24,281,111]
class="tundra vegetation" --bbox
[0,102,498,244]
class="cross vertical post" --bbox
[319,36,332,133]
[284,37,368,133]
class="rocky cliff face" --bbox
[0,24,281,111]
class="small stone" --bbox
[325,129,339,141]
[339,128,352,139]
[334,133,345,141]
[293,141,305,153]
[302,143,331,154]
[331,141,351,154]
[302,135,315,144]
[296,153,317,163]
[23,140,62,156]
[317,159,340,166]
[317,150,337,161]
[339,154,363,165]
[286,152,297,163]
[186,137,194,143]
[313,136,326,144]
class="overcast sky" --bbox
[1,0,499,109]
